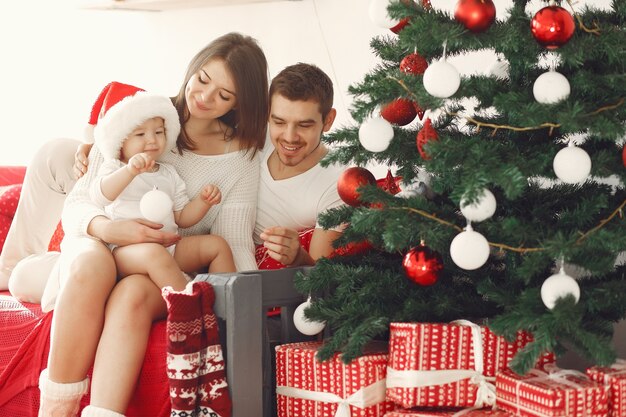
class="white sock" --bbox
[39,369,89,398]
[81,405,125,417]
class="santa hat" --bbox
[86,81,180,160]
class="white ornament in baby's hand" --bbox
[140,187,173,223]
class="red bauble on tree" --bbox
[622,145,626,168]
[531,5,575,49]
[403,243,444,286]
[454,0,496,33]
[400,52,428,76]
[381,98,423,126]
[416,118,438,160]
[337,167,377,207]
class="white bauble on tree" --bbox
[541,267,580,309]
[368,0,396,28]
[533,70,570,104]
[293,298,326,336]
[359,116,395,152]
[449,224,490,270]
[460,188,497,222]
[423,59,461,98]
[553,144,592,184]
[140,187,173,223]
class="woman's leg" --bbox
[0,138,79,290]
[40,238,117,417]
[89,273,167,414]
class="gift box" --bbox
[496,366,608,416]
[587,359,626,416]
[386,321,551,409]
[276,341,395,417]
[383,407,514,416]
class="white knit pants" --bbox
[0,138,79,300]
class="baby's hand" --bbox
[201,184,221,207]
[127,153,155,175]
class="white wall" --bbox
[0,0,612,171]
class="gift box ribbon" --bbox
[386,319,496,408]
[276,378,386,417]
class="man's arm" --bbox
[260,226,342,267]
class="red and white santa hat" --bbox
[86,81,180,160]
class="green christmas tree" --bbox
[296,0,626,374]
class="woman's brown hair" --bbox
[172,32,269,158]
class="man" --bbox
[254,63,345,269]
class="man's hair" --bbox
[269,63,334,120]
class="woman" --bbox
[4,32,268,417]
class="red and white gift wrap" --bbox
[496,366,608,417]
[384,408,514,416]
[586,359,626,416]
[386,321,541,409]
[275,341,395,417]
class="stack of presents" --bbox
[275,321,625,416]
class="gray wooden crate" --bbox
[194,267,311,417]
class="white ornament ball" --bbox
[460,189,497,222]
[553,145,592,184]
[293,299,326,336]
[423,59,461,98]
[449,226,490,270]
[368,0,396,28]
[533,71,570,104]
[359,117,394,152]
[140,188,173,223]
[540,269,580,310]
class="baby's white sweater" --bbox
[62,145,260,271]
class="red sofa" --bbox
[0,166,171,417]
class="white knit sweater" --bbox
[62,145,260,271]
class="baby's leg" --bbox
[174,235,236,273]
[113,243,188,291]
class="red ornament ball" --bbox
[416,118,439,160]
[337,167,377,207]
[403,244,444,286]
[454,0,496,33]
[381,98,422,126]
[622,145,626,168]
[530,6,575,49]
[400,52,429,76]
[390,17,410,34]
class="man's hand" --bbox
[200,184,222,207]
[126,153,155,176]
[260,226,305,266]
[90,217,181,247]
[73,143,93,179]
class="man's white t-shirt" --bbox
[254,142,345,244]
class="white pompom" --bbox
[553,145,591,184]
[140,188,173,223]
[541,268,580,310]
[533,70,570,104]
[423,59,461,98]
[460,189,497,222]
[293,299,326,336]
[359,117,395,152]
[368,0,396,28]
[450,225,490,270]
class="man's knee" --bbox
[8,252,60,303]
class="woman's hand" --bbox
[74,143,93,179]
[89,216,181,247]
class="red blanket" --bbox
[0,291,170,417]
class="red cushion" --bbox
[0,167,26,187]
[0,184,22,254]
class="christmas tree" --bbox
[296,0,626,374]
